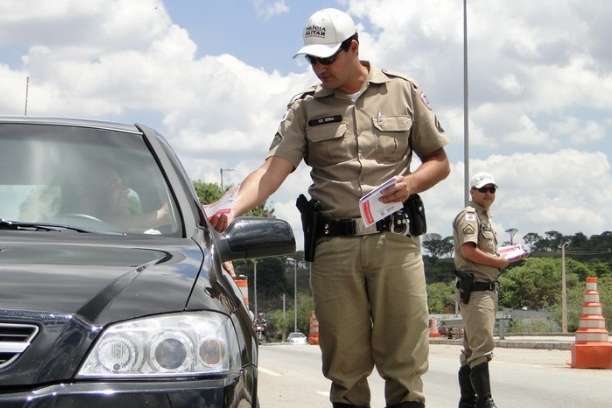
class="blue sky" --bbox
[165,0,335,74]
[1,0,611,248]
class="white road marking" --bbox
[316,391,330,397]
[258,367,282,376]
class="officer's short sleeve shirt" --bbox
[453,201,499,281]
[268,63,449,219]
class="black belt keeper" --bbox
[471,281,497,291]
[319,219,357,237]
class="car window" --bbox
[0,124,181,236]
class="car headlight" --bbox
[77,312,240,378]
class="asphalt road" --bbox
[258,343,612,408]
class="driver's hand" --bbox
[209,208,234,232]
[156,202,170,224]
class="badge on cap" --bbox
[420,91,432,110]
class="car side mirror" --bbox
[217,217,295,262]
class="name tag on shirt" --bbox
[308,115,342,127]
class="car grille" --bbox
[0,323,39,369]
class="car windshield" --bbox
[0,123,181,236]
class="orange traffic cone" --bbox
[308,311,319,345]
[233,275,249,307]
[571,276,612,369]
[429,316,441,337]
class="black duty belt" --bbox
[472,281,497,291]
[319,210,410,237]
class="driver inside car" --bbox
[20,165,170,234]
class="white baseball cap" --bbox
[294,8,357,58]
[470,172,497,189]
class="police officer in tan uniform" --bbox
[453,172,520,408]
[210,8,450,408]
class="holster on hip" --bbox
[404,193,427,236]
[296,194,321,262]
[455,270,475,304]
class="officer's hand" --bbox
[498,256,510,270]
[379,175,413,203]
[208,208,235,232]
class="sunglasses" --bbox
[477,186,497,194]
[306,48,344,66]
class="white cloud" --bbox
[346,0,612,150]
[425,150,612,240]
[252,0,289,19]
[0,0,170,50]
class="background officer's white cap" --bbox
[293,8,357,58]
[470,172,498,189]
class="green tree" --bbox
[422,233,454,260]
[194,179,275,218]
[193,180,223,204]
[522,232,542,252]
[427,281,456,313]
[266,293,314,341]
[498,257,580,310]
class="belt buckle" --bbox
[390,212,410,236]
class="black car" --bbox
[0,117,295,407]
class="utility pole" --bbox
[24,76,30,116]
[294,260,298,332]
[281,293,287,341]
[505,228,518,245]
[253,259,258,319]
[560,242,569,333]
[463,0,470,205]
[220,168,235,191]
[287,257,299,332]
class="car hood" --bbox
[0,233,208,325]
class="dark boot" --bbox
[332,403,369,408]
[469,362,498,408]
[386,402,425,408]
[458,365,476,408]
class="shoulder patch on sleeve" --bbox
[419,90,432,110]
[462,224,475,235]
[269,132,283,151]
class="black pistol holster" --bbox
[404,193,427,236]
[455,270,475,304]
[296,194,321,262]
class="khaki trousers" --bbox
[459,290,496,367]
[311,232,429,407]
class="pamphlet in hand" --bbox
[498,244,528,262]
[359,177,403,227]
[203,185,238,219]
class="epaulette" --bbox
[382,69,416,84]
[453,205,478,226]
[287,86,316,107]
[464,206,476,213]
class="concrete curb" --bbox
[429,337,573,350]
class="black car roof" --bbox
[0,116,142,134]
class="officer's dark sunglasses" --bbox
[477,186,497,194]
[306,48,344,66]
[306,35,356,66]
